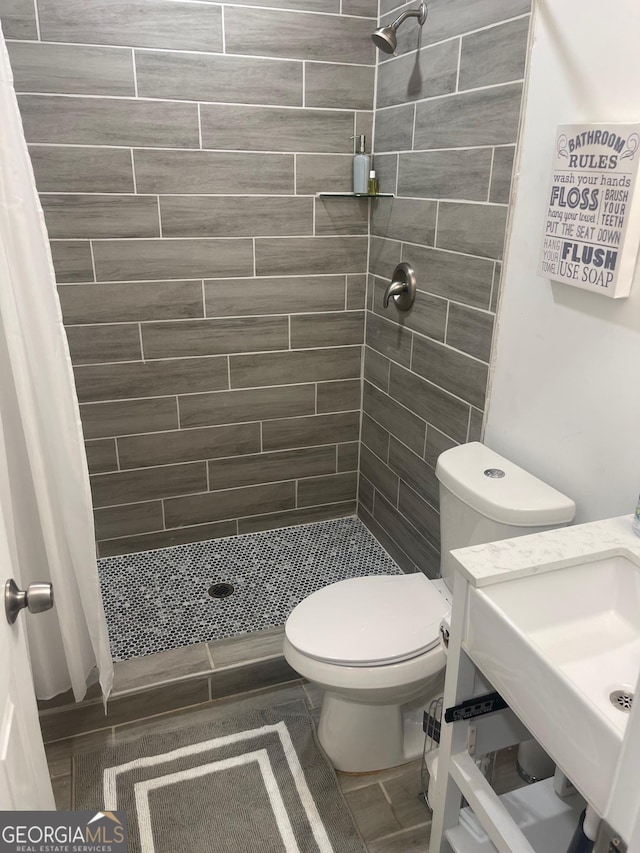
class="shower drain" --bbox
[609,689,634,712]
[208,582,235,599]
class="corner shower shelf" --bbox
[316,192,394,198]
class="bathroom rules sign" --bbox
[539,122,640,298]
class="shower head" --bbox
[371,2,427,55]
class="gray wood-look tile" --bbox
[65,323,141,365]
[164,481,296,527]
[459,16,529,91]
[200,104,354,154]
[371,198,436,246]
[397,148,492,201]
[389,439,439,515]
[297,471,357,506]
[80,397,179,439]
[373,103,414,153]
[446,303,495,362]
[117,422,261,469]
[341,0,377,15]
[468,406,484,442]
[314,197,369,236]
[256,236,368,276]
[160,196,312,238]
[113,644,212,694]
[94,501,164,540]
[91,462,207,508]
[59,280,203,325]
[141,316,289,359]
[19,95,199,148]
[74,356,228,403]
[371,278,447,343]
[229,346,361,389]
[224,7,375,65]
[45,730,113,778]
[376,39,458,109]
[50,241,93,283]
[262,411,360,452]
[361,412,390,462]
[358,506,418,575]
[304,62,374,110]
[295,154,353,195]
[0,0,37,38]
[52,775,72,810]
[358,475,374,513]
[364,347,390,393]
[413,83,524,149]
[38,0,223,51]
[136,50,302,106]
[42,195,160,240]
[373,493,438,576]
[209,627,285,670]
[337,442,359,472]
[85,438,118,474]
[490,146,516,204]
[209,659,298,701]
[223,0,338,9]
[365,312,412,368]
[30,146,134,194]
[316,379,361,413]
[98,520,237,556]
[178,385,316,429]
[92,238,254,282]
[363,381,425,455]
[369,236,402,281]
[401,244,494,309]
[491,261,502,312]
[205,275,345,318]
[436,202,507,260]
[133,150,294,195]
[208,446,336,491]
[368,824,432,853]
[388,362,470,443]
[8,42,135,96]
[381,764,431,828]
[290,311,364,349]
[346,274,367,310]
[237,501,355,534]
[343,781,402,842]
[424,426,457,469]
[375,153,398,196]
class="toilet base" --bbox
[317,674,444,773]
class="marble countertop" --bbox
[450,514,640,588]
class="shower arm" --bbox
[390,2,427,31]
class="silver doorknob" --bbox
[5,579,54,625]
[382,262,417,311]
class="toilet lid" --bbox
[285,573,449,667]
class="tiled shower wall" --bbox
[358,0,532,575]
[0,0,377,556]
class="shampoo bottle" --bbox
[351,135,371,194]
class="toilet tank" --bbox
[435,442,575,589]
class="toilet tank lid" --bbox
[435,442,576,526]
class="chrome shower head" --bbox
[371,2,427,55]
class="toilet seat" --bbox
[285,573,448,667]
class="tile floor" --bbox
[46,680,432,851]
[98,517,401,660]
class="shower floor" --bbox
[98,517,401,661]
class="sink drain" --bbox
[208,582,234,599]
[610,689,634,712]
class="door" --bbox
[0,496,55,809]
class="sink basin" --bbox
[464,552,640,814]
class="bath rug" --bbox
[74,700,368,853]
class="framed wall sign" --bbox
[538,122,640,298]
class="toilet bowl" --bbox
[284,573,449,772]
[284,441,576,773]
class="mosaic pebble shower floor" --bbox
[98,517,401,661]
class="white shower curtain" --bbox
[0,27,113,701]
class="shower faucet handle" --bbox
[383,262,417,312]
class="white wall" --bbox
[485,0,640,523]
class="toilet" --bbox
[283,442,576,773]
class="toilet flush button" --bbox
[484,468,505,479]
